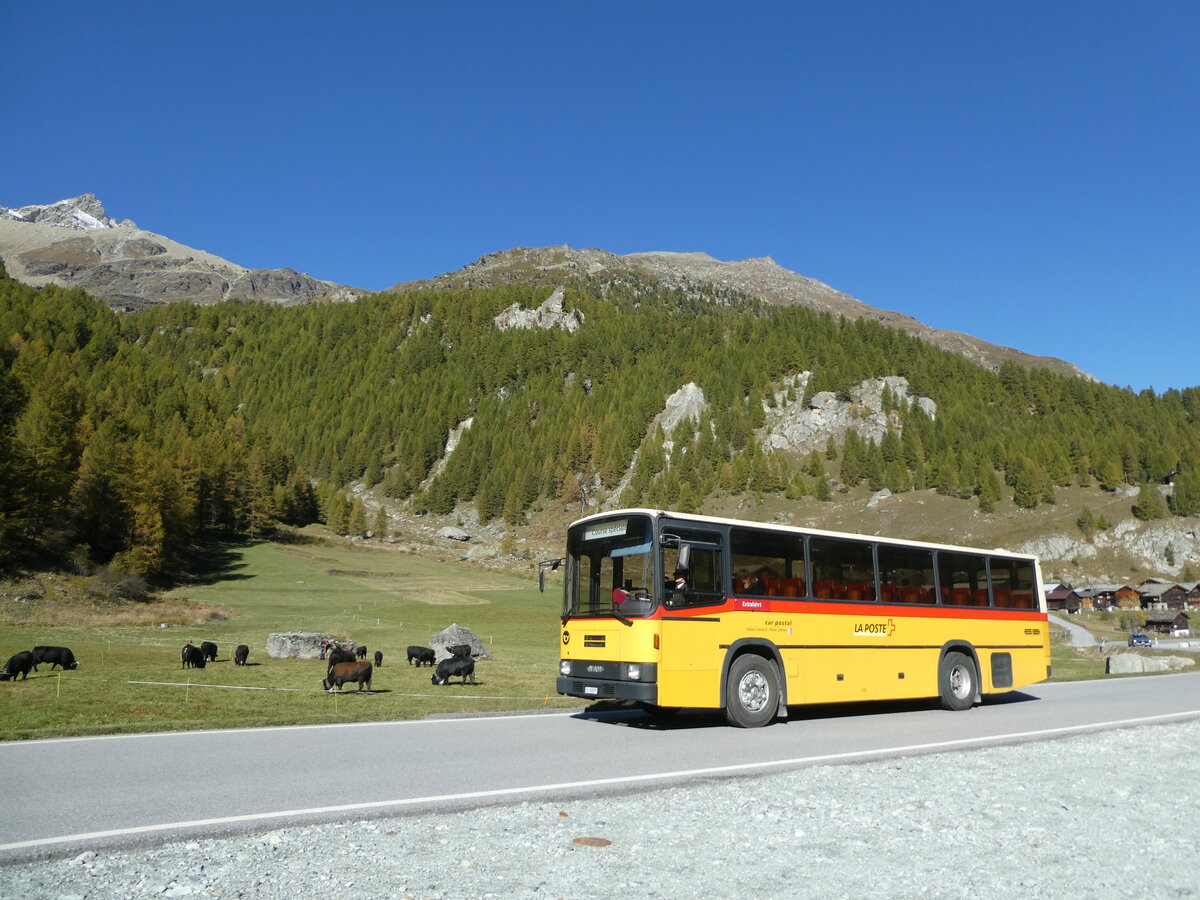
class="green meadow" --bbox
[0,538,581,741]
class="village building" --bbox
[1045,585,1082,613]
[1138,581,1189,610]
[1081,584,1131,610]
[1181,582,1200,610]
[1144,610,1191,637]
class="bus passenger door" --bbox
[659,536,726,709]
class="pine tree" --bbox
[1170,470,1200,517]
[1012,458,1041,510]
[1133,482,1169,520]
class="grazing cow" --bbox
[326,647,355,670]
[1,651,35,681]
[447,643,473,659]
[431,656,476,685]
[234,644,250,666]
[374,650,383,668]
[31,646,79,671]
[181,643,205,669]
[200,641,218,662]
[355,645,367,660]
[322,661,372,692]
[407,645,435,667]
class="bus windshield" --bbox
[564,514,656,620]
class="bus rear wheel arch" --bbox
[938,649,978,711]
[724,653,780,728]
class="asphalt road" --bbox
[3,673,1199,863]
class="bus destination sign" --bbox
[584,520,627,541]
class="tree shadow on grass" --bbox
[183,539,257,586]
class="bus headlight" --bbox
[625,663,641,680]
[559,660,572,676]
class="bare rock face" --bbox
[493,286,583,332]
[429,623,492,661]
[760,374,937,455]
[1,192,133,230]
[0,195,368,310]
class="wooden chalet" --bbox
[1139,582,1189,610]
[1182,583,1200,610]
[1144,610,1191,637]
[1070,584,1140,610]
[1045,585,1082,613]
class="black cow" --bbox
[327,647,355,670]
[1,651,35,681]
[322,661,372,692]
[355,645,367,660]
[447,643,473,659]
[32,646,79,671]
[407,645,435,667]
[181,644,205,669]
[200,641,218,662]
[234,644,250,666]
[431,656,475,685]
[374,650,383,668]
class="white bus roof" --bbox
[569,508,1040,562]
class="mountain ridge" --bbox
[392,244,1088,381]
[0,194,368,309]
[1,195,1084,380]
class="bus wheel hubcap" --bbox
[738,671,769,712]
[950,666,970,698]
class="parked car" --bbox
[1129,633,1153,648]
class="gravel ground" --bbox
[3,720,1198,900]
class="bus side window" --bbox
[810,537,876,601]
[937,551,989,606]
[730,526,800,597]
[878,544,935,604]
[991,557,1035,608]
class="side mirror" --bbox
[676,543,691,572]
[538,557,563,593]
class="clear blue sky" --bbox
[3,1,1197,392]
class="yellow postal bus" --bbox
[552,509,1049,727]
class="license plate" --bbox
[584,686,599,696]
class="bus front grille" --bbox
[571,680,615,697]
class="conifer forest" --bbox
[2,262,1198,581]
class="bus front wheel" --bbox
[724,655,779,728]
[938,651,976,711]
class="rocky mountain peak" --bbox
[0,194,367,310]
[0,193,135,230]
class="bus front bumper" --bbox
[558,660,658,703]
[556,676,657,703]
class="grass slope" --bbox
[0,537,575,741]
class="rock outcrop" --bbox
[493,286,583,332]
[429,623,492,661]
[266,632,357,660]
[760,374,937,454]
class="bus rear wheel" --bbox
[724,655,779,728]
[938,651,976,711]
